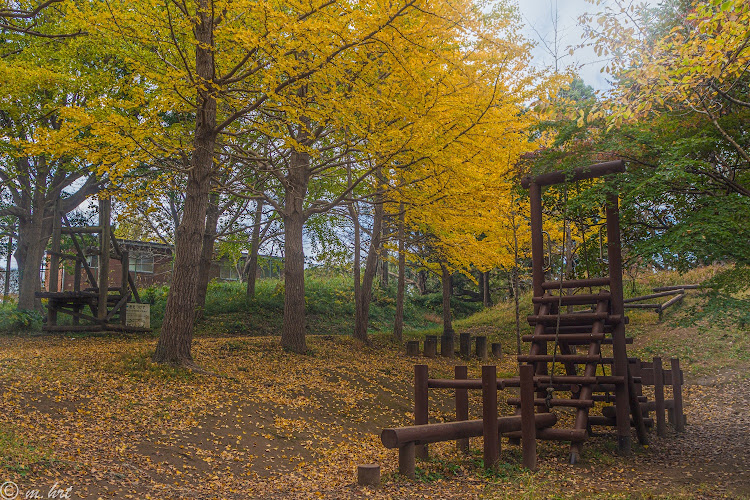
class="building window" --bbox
[129,254,154,274]
[220,263,240,281]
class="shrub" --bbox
[0,302,43,333]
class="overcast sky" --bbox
[517,0,658,90]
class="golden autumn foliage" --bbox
[2,0,563,357]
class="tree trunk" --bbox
[379,218,389,287]
[513,266,521,356]
[153,4,216,366]
[416,270,427,295]
[3,230,12,300]
[482,270,491,307]
[15,193,52,311]
[246,198,264,298]
[354,189,384,343]
[281,144,309,354]
[441,264,453,337]
[196,188,220,312]
[350,200,361,337]
[393,203,405,343]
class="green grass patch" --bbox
[0,426,53,477]
[143,271,480,337]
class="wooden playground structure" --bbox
[36,197,149,333]
[382,160,686,476]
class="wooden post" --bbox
[455,365,469,453]
[628,365,649,445]
[120,249,129,326]
[476,336,488,360]
[49,199,61,294]
[406,341,420,356]
[47,200,61,326]
[97,197,111,323]
[460,333,471,358]
[529,182,544,313]
[671,358,684,432]
[492,342,502,358]
[482,365,499,469]
[520,365,536,470]
[398,443,415,479]
[423,338,437,358]
[653,357,666,436]
[73,259,81,326]
[441,334,454,358]
[606,192,632,456]
[414,364,429,459]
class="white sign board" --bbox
[126,303,150,329]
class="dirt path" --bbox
[557,374,750,499]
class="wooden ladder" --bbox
[511,284,634,463]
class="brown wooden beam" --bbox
[521,160,625,189]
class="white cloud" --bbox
[516,0,657,90]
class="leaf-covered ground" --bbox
[1,318,748,499]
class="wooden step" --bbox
[593,394,647,403]
[544,325,615,334]
[505,428,588,442]
[533,292,611,305]
[506,397,594,408]
[527,312,624,325]
[542,277,610,290]
[523,333,605,342]
[516,354,601,363]
[599,357,639,364]
[503,375,626,386]
[588,416,654,428]
[523,335,633,345]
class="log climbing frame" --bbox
[35,196,148,334]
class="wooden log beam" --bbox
[652,285,699,292]
[60,226,103,234]
[659,293,685,312]
[624,289,684,303]
[533,293,611,305]
[105,291,131,322]
[505,427,587,442]
[381,413,558,449]
[521,160,625,189]
[542,277,611,290]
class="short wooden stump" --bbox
[406,340,420,356]
[357,464,381,487]
[492,342,502,358]
[423,338,437,358]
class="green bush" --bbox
[0,302,44,333]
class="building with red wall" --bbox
[44,240,282,292]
